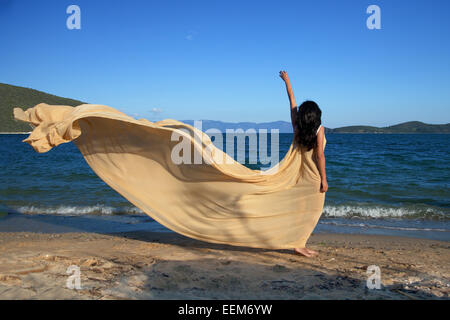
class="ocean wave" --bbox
[322,204,448,220]
[10,204,145,216]
[7,203,449,220]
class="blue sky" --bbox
[1,0,449,127]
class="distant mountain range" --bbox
[1,83,449,134]
[180,120,295,133]
[181,120,450,134]
[324,122,450,134]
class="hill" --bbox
[181,120,450,134]
[0,83,84,132]
[181,120,294,133]
[330,121,450,133]
[1,83,448,133]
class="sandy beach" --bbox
[0,231,448,300]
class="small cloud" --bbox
[150,107,163,114]
[185,30,197,41]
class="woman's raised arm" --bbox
[279,71,298,131]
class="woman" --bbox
[279,70,328,257]
[13,73,328,254]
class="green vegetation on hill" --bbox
[329,121,450,133]
[0,83,84,132]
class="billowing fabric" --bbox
[13,103,326,249]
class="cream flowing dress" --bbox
[13,103,326,249]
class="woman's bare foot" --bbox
[294,247,314,257]
[305,248,319,256]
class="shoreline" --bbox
[0,230,448,299]
[0,211,448,242]
[2,131,450,135]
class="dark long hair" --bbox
[294,100,322,151]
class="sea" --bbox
[1,133,449,241]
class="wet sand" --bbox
[0,231,448,300]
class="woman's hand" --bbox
[279,70,290,83]
[320,179,328,193]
